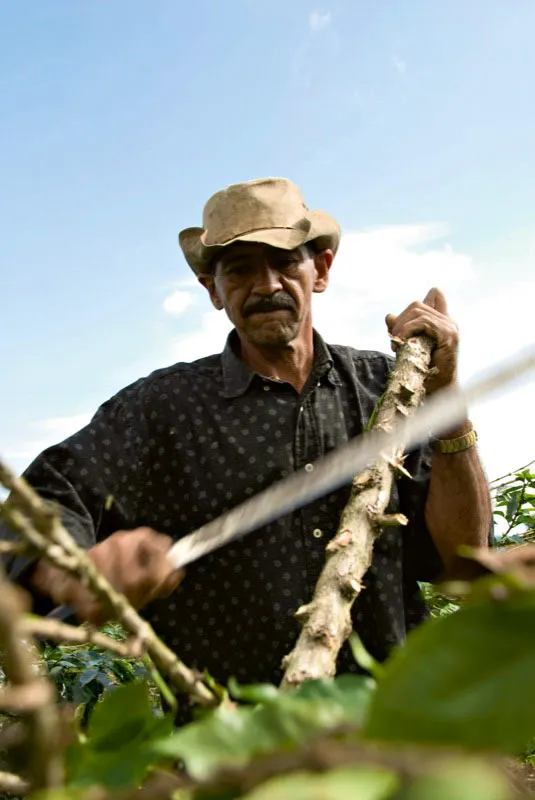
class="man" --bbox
[2,177,491,693]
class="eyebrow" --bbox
[220,255,250,269]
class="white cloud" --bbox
[172,309,233,363]
[470,379,535,481]
[162,223,535,478]
[28,413,92,435]
[456,277,535,372]
[5,225,533,486]
[454,277,535,478]
[167,222,475,361]
[312,226,535,478]
[392,54,407,76]
[162,290,196,316]
[309,10,331,32]
[6,413,91,459]
[312,223,475,346]
[2,413,92,480]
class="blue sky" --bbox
[1,0,534,482]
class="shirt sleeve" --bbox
[1,390,146,589]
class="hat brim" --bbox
[179,209,341,275]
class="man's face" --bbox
[199,243,332,348]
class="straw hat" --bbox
[179,177,341,274]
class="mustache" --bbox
[244,294,296,317]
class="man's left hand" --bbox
[385,287,459,394]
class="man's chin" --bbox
[243,318,299,347]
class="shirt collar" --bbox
[221,329,342,399]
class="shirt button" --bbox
[304,463,314,473]
[263,385,271,391]
[313,528,323,539]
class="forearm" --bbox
[424,421,492,579]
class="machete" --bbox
[166,345,535,570]
[47,344,535,621]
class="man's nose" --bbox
[251,264,283,295]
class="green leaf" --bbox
[404,760,511,800]
[228,676,280,703]
[97,672,115,691]
[241,767,399,800]
[349,632,383,678]
[289,674,375,717]
[72,682,93,706]
[153,675,374,781]
[365,589,535,751]
[87,680,154,749]
[500,533,525,545]
[78,668,99,686]
[30,791,90,800]
[66,681,173,789]
[506,490,521,521]
[110,659,138,682]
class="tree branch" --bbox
[281,335,433,688]
[0,460,217,708]
[0,564,63,790]
[20,616,145,659]
[0,769,29,796]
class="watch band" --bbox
[434,428,478,454]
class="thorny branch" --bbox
[0,769,29,796]
[0,458,217,708]
[20,616,145,659]
[281,335,434,688]
[0,563,63,790]
[489,459,535,492]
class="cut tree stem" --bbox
[280,335,434,689]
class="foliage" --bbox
[3,462,535,798]
[418,582,460,617]
[28,568,534,799]
[65,681,173,789]
[420,461,535,619]
[42,624,152,724]
[492,463,535,546]
[240,767,400,800]
[153,675,374,781]
[365,584,535,751]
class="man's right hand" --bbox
[31,527,184,625]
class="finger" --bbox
[32,562,71,605]
[389,309,457,345]
[122,536,175,608]
[423,287,448,315]
[57,578,107,625]
[76,598,108,627]
[385,313,397,332]
[392,318,441,345]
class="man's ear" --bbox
[197,272,224,310]
[312,249,333,294]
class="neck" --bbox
[238,326,315,393]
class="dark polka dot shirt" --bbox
[3,330,441,714]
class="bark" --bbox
[0,769,29,795]
[0,565,62,790]
[281,335,434,688]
